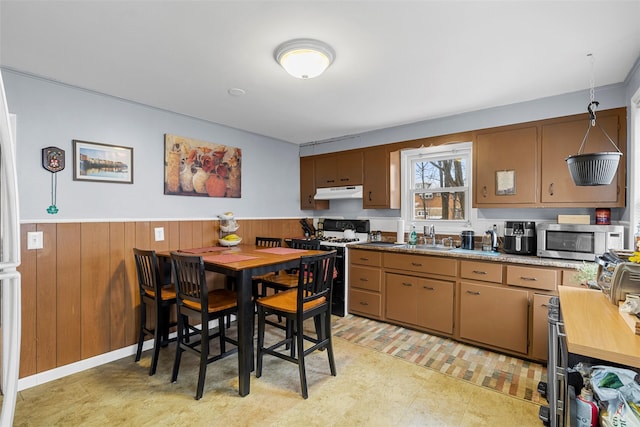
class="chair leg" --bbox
[256,305,265,378]
[295,319,308,399]
[324,313,337,376]
[195,327,209,400]
[171,325,183,383]
[135,300,146,362]
[149,306,162,376]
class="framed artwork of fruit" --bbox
[164,134,241,198]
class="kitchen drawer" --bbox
[460,260,503,283]
[350,249,382,267]
[349,265,382,292]
[349,289,382,318]
[506,265,558,291]
[384,253,457,277]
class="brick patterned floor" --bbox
[333,314,547,403]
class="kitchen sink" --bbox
[449,248,501,256]
[357,242,404,248]
[400,244,453,251]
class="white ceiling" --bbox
[1,1,639,145]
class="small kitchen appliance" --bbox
[596,249,640,305]
[537,223,624,261]
[503,221,536,255]
[461,230,474,250]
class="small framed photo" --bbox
[496,170,516,195]
[73,140,133,184]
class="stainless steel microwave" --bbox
[537,223,625,261]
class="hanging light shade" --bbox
[566,54,622,186]
[274,38,335,79]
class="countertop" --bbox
[349,242,588,269]
[558,286,640,368]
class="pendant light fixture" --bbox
[566,54,622,186]
[274,38,335,79]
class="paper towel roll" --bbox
[396,220,405,243]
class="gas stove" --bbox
[314,218,370,317]
[317,218,370,248]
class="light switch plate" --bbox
[27,231,43,250]
[154,227,165,242]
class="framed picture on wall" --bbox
[164,134,242,198]
[73,140,133,184]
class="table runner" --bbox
[203,254,258,264]
[255,247,306,255]
[179,246,227,254]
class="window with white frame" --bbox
[401,142,472,229]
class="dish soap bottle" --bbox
[408,223,417,246]
[575,387,598,427]
[635,223,640,252]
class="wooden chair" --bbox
[251,236,283,299]
[170,252,238,400]
[255,250,337,399]
[133,248,181,376]
[258,238,321,297]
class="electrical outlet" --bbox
[154,227,165,242]
[27,231,43,250]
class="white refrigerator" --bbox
[0,71,22,426]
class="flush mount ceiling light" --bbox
[274,38,335,79]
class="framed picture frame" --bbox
[164,134,242,198]
[73,140,133,184]
[495,170,516,195]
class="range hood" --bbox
[314,185,363,200]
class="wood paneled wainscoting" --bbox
[16,218,302,382]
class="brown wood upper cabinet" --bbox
[474,125,539,206]
[314,151,363,188]
[540,108,625,207]
[299,157,329,210]
[363,146,400,209]
[474,107,626,208]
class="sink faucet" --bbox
[423,224,436,245]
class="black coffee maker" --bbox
[503,221,536,255]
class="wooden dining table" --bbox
[159,244,325,397]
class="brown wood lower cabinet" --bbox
[386,273,454,334]
[349,249,383,319]
[459,281,529,354]
[531,293,555,361]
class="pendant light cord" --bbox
[588,53,598,126]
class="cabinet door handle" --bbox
[466,290,481,295]
[359,278,369,282]
[402,282,413,287]
[340,177,349,181]
[308,195,312,204]
[520,276,538,281]
[326,179,335,184]
[422,286,435,291]
[359,257,369,261]
[411,262,423,267]
[482,185,487,198]
[359,301,369,306]
[549,182,554,196]
[472,270,487,275]
[368,191,372,201]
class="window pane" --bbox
[413,191,466,220]
[413,158,467,190]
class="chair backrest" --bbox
[255,237,282,248]
[289,238,321,250]
[170,252,208,316]
[133,248,163,299]
[296,251,337,312]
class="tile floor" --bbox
[11,326,543,427]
